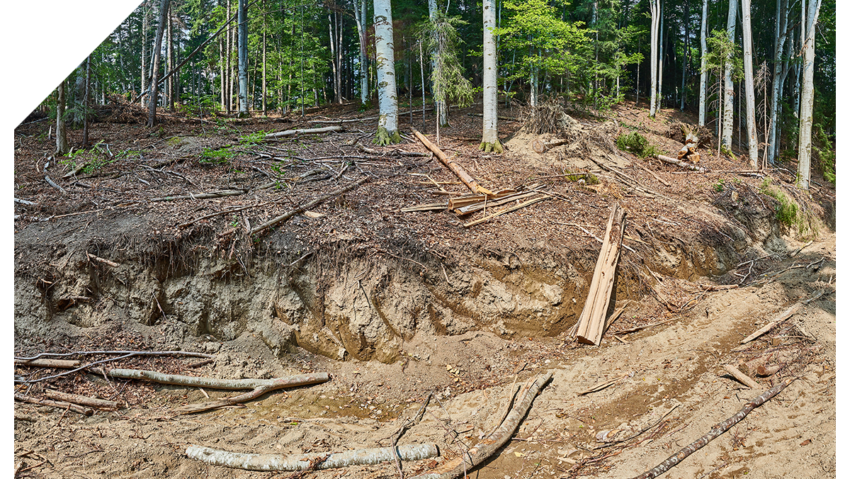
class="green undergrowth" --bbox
[759,178,817,237]
[199,147,235,165]
[615,131,660,158]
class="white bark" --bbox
[374,0,399,139]
[797,0,821,190]
[768,0,788,163]
[699,0,708,125]
[353,0,368,104]
[481,0,499,150]
[187,444,439,471]
[722,0,738,148]
[147,0,171,127]
[658,0,664,108]
[56,80,69,155]
[649,0,659,117]
[741,0,758,167]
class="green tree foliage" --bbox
[418,11,473,123]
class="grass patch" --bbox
[758,178,817,236]
[616,132,660,158]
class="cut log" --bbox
[15,359,80,369]
[740,304,801,344]
[14,394,93,416]
[411,128,494,196]
[186,443,438,471]
[265,125,343,139]
[656,155,709,173]
[44,390,119,409]
[723,365,761,389]
[630,378,794,479]
[410,373,552,479]
[572,204,627,345]
[250,177,368,234]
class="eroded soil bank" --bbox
[14,100,836,478]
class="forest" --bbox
[14,1,837,478]
[37,0,835,186]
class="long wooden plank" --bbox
[573,203,627,345]
[411,128,495,196]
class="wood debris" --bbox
[656,155,709,173]
[264,125,343,139]
[571,203,627,345]
[740,304,801,344]
[411,128,494,196]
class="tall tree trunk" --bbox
[83,56,91,148]
[354,0,368,105]
[329,13,340,104]
[649,0,659,117]
[373,0,400,145]
[698,0,708,125]
[237,0,248,115]
[262,0,267,115]
[722,0,738,148]
[744,0,759,166]
[148,0,171,127]
[141,1,149,107]
[219,34,226,111]
[768,0,788,164]
[225,0,232,114]
[680,0,690,111]
[480,0,501,153]
[56,80,69,155]
[658,0,665,109]
[167,6,174,111]
[796,0,822,190]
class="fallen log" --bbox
[722,365,761,389]
[15,350,213,361]
[572,204,627,345]
[411,372,552,479]
[250,177,368,234]
[463,195,550,228]
[656,155,709,173]
[187,443,437,471]
[14,394,93,416]
[265,125,343,139]
[45,390,119,409]
[411,128,494,196]
[150,189,246,202]
[740,304,801,344]
[99,369,330,414]
[629,378,794,479]
[15,359,80,369]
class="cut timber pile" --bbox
[570,203,627,345]
[676,129,701,164]
[657,155,709,173]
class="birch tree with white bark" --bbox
[373,0,400,145]
[480,0,502,153]
[56,80,69,155]
[741,0,758,167]
[721,0,738,149]
[649,0,660,117]
[698,0,708,126]
[767,0,789,163]
[796,0,822,190]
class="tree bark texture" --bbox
[698,0,709,125]
[373,0,400,144]
[796,0,821,190]
[649,0,660,117]
[237,0,248,115]
[722,0,738,147]
[741,0,758,167]
[480,0,501,153]
[147,0,171,127]
[56,80,69,155]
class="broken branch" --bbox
[740,304,802,344]
[14,394,93,416]
[656,155,709,173]
[44,390,119,409]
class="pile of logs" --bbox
[676,127,701,164]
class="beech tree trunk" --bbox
[796,0,822,190]
[768,0,788,163]
[353,0,368,105]
[698,0,708,125]
[167,7,174,111]
[141,0,149,107]
[237,0,248,115]
[649,0,660,117]
[741,0,758,167]
[373,0,400,145]
[56,80,69,155]
[480,0,501,153]
[83,56,91,148]
[147,0,171,127]
[680,0,690,111]
[722,0,738,148]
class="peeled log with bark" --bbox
[411,128,494,196]
[629,378,794,479]
[186,444,439,471]
[572,204,627,345]
[411,372,553,479]
[265,125,343,139]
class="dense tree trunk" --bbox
[56,80,69,155]
[649,0,659,117]
[225,0,232,114]
[262,0,267,115]
[796,0,822,190]
[354,0,368,105]
[167,6,174,111]
[373,0,400,145]
[141,1,149,107]
[480,0,501,153]
[722,0,738,148]
[768,0,788,164]
[147,0,171,127]
[698,0,708,125]
[237,0,248,115]
[741,0,757,167]
[657,0,664,109]
[83,56,91,148]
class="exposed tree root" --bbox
[374,126,401,146]
[478,140,503,154]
